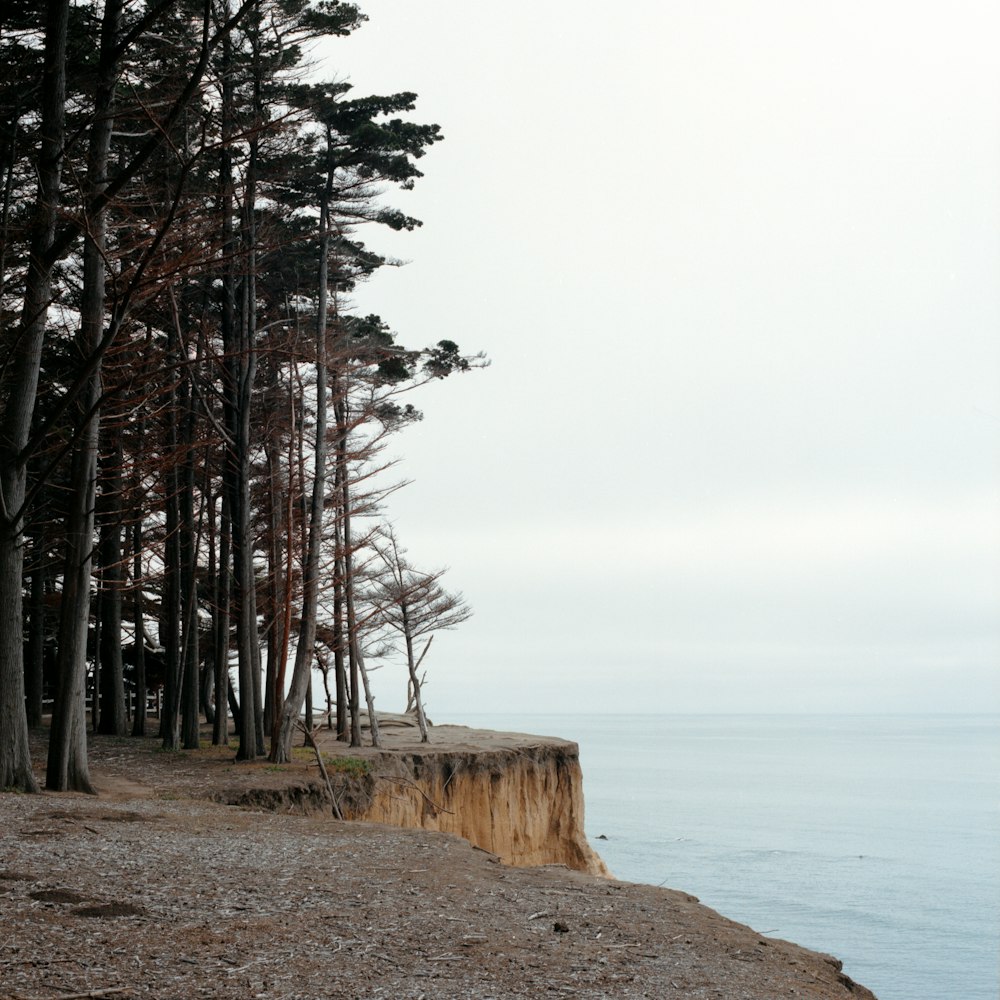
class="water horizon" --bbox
[442,711,1000,1000]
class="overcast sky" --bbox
[316,1,1000,715]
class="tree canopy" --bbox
[0,0,480,792]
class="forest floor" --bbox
[1,723,877,1000]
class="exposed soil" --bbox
[0,726,878,999]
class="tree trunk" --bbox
[0,0,69,794]
[401,606,429,743]
[339,403,378,749]
[318,654,334,729]
[97,522,127,736]
[47,0,124,792]
[223,25,264,760]
[216,46,240,750]
[227,671,241,732]
[272,156,333,762]
[355,638,381,748]
[333,547,347,741]
[131,512,147,736]
[202,487,217,729]
[333,392,362,749]
[179,372,200,750]
[263,431,281,736]
[231,266,264,759]
[91,610,101,734]
[47,437,98,794]
[98,435,127,736]
[212,491,231,745]
[24,526,47,728]
[160,379,181,749]
[202,666,215,724]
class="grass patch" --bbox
[288,744,370,777]
[325,756,371,778]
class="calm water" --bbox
[446,713,1000,1000]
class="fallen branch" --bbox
[13,989,130,1000]
[375,773,454,815]
[297,722,344,820]
[0,959,77,967]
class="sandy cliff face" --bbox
[338,738,609,877]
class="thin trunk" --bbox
[212,491,231,745]
[320,651,334,729]
[202,666,215,723]
[160,379,181,749]
[245,73,265,761]
[90,609,100,734]
[273,157,333,762]
[121,516,132,725]
[263,433,281,735]
[218,20,262,760]
[0,113,19,311]
[179,371,200,750]
[131,511,146,737]
[401,604,429,742]
[355,638,380,748]
[340,407,377,748]
[333,391,360,747]
[202,487,216,727]
[227,670,241,731]
[275,377,296,732]
[333,547,347,741]
[98,435,126,736]
[91,587,101,733]
[24,526,47,728]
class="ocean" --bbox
[445,713,1000,1000]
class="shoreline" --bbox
[3,723,878,999]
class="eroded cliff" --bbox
[218,724,608,875]
[338,737,609,876]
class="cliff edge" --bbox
[16,725,876,999]
[338,726,609,876]
[221,723,609,875]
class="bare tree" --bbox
[366,524,472,743]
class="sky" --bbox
[314,1,1000,715]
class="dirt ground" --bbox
[0,725,877,1000]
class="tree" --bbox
[269,133,335,762]
[366,525,472,743]
[0,0,477,791]
[267,72,447,760]
[46,0,124,793]
[0,0,69,793]
[48,0,257,788]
